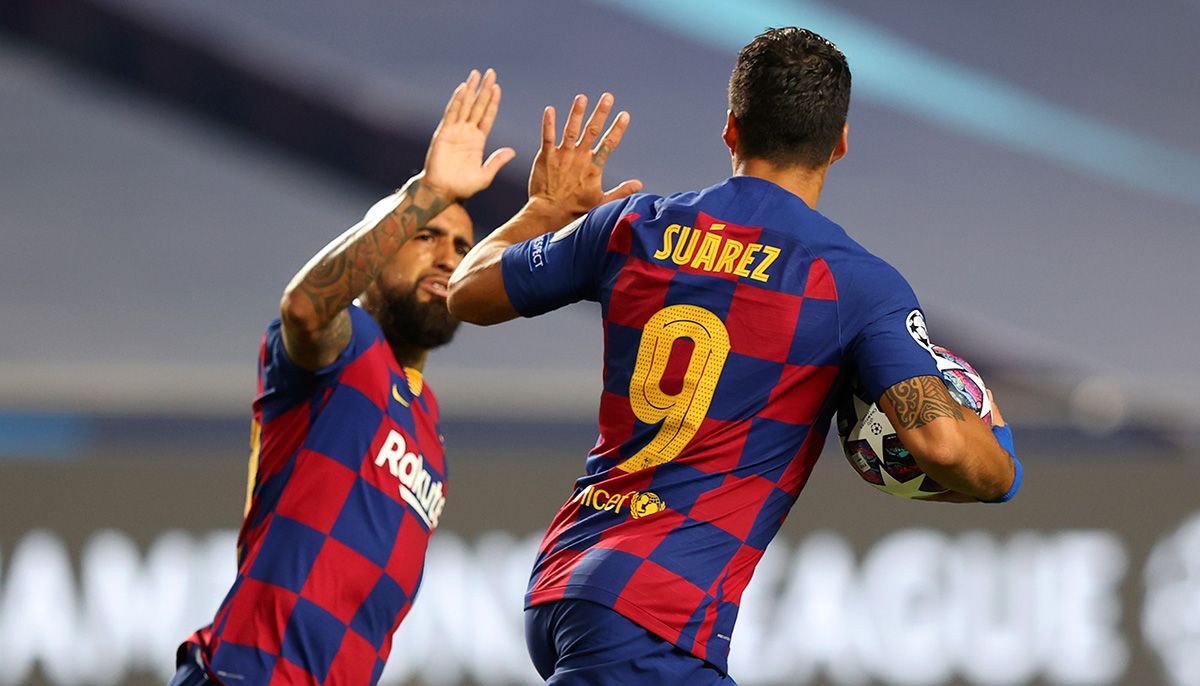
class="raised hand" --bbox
[422,69,517,202]
[528,93,642,221]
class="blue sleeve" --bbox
[500,198,631,317]
[839,258,942,402]
[258,305,380,411]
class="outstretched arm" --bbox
[880,379,1019,502]
[447,92,642,325]
[280,69,515,369]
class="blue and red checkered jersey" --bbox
[187,305,447,685]
[501,175,941,672]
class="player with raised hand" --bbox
[170,69,513,686]
[449,28,1020,685]
[449,90,644,286]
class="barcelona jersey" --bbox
[189,306,447,685]
[501,176,941,672]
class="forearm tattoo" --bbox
[300,179,448,325]
[884,375,965,429]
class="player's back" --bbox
[593,175,849,477]
[511,175,904,671]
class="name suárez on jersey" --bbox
[374,429,446,529]
[653,222,781,282]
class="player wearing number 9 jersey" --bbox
[449,27,1020,685]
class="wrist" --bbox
[403,173,458,208]
[522,196,577,230]
[985,425,1022,503]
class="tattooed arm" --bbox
[280,180,452,369]
[280,69,515,369]
[448,92,642,325]
[879,376,1015,502]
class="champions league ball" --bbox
[837,346,993,499]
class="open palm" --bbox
[529,92,642,219]
[423,69,516,201]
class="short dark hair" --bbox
[728,27,851,169]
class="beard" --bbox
[375,288,460,351]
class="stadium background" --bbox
[2,1,1198,684]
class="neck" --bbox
[359,294,430,370]
[732,157,829,208]
[390,342,428,371]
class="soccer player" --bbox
[169,69,520,686]
[448,28,1022,685]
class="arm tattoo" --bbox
[297,179,449,330]
[883,375,965,429]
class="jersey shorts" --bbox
[501,175,942,673]
[525,600,738,685]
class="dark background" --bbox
[1,1,1198,684]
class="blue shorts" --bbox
[168,644,219,686]
[525,600,738,685]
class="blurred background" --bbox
[2,1,1198,684]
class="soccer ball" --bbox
[836,346,992,499]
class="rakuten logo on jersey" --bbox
[374,429,446,529]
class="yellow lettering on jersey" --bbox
[594,488,610,507]
[575,485,664,517]
[734,244,761,277]
[653,223,682,260]
[585,487,608,508]
[671,226,699,265]
[652,222,783,283]
[689,232,723,271]
[713,239,745,274]
[750,245,781,282]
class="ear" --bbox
[722,111,739,156]
[829,123,849,165]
